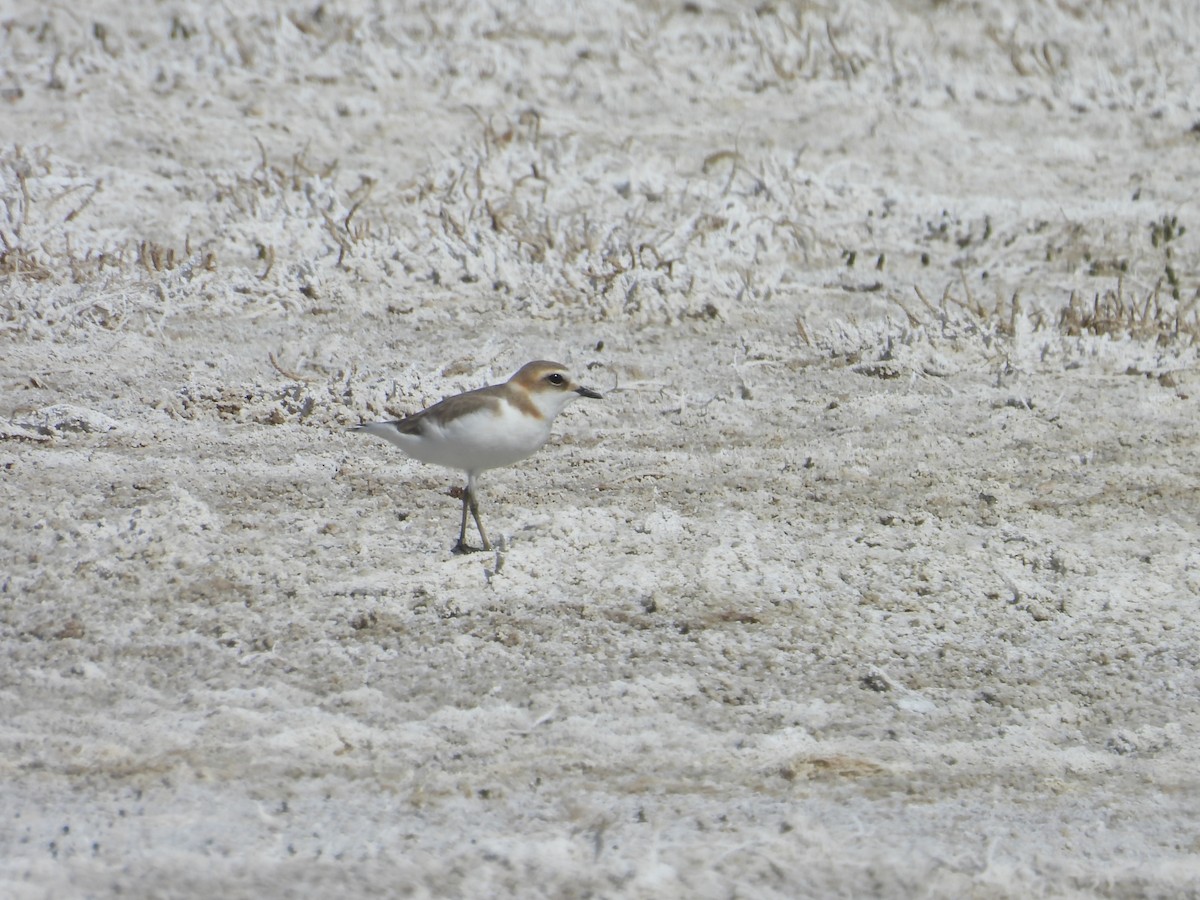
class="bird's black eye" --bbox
[547,373,565,385]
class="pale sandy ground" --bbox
[3,1,1200,897]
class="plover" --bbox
[350,360,602,553]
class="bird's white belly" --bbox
[397,406,552,474]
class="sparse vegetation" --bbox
[0,144,218,289]
[907,283,1026,339]
[1149,213,1185,249]
[0,145,100,282]
[898,277,1198,348]
[1149,213,1187,300]
[1058,281,1198,343]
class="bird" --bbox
[349,360,602,553]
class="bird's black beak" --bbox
[576,386,602,399]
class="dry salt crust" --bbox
[2,1,1200,897]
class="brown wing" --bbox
[389,385,504,435]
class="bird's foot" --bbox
[452,540,489,555]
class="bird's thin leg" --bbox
[453,485,472,553]
[452,473,488,554]
[468,485,491,551]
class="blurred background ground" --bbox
[2,1,1199,897]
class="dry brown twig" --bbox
[269,352,315,383]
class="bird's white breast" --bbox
[368,400,554,475]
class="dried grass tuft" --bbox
[1058,282,1199,344]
